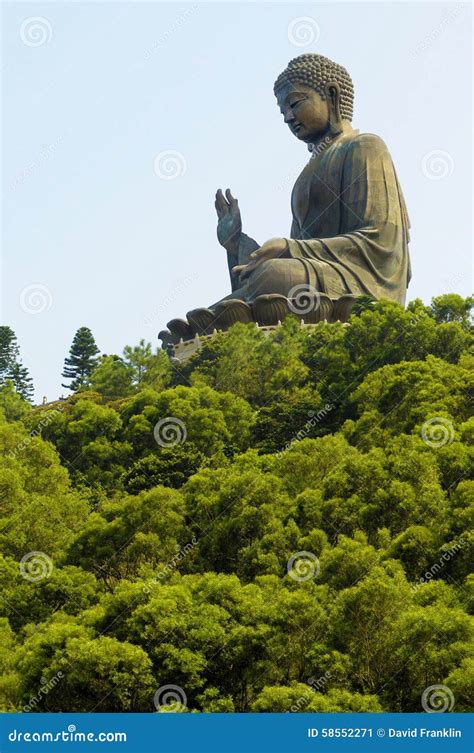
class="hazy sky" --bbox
[2,1,472,402]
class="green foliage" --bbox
[89,355,135,400]
[67,486,186,583]
[123,339,172,390]
[37,398,131,489]
[121,446,205,493]
[1,295,472,713]
[0,326,33,401]
[0,417,89,558]
[183,465,298,579]
[119,385,255,459]
[62,327,100,392]
[251,685,383,712]
[430,293,473,328]
[15,619,155,711]
[91,339,170,400]
[0,381,32,422]
[445,659,474,711]
[0,555,100,630]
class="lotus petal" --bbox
[252,294,291,326]
[167,318,194,341]
[187,308,216,335]
[213,299,254,329]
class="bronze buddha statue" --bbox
[160,53,411,347]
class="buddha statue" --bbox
[160,53,411,347]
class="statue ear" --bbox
[326,83,343,134]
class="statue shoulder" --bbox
[346,131,390,157]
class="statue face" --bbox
[275,82,330,143]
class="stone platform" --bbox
[159,292,371,362]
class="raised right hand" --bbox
[215,188,242,252]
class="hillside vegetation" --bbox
[0,296,472,713]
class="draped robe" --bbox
[225,123,411,306]
[286,123,411,303]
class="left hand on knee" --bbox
[232,238,289,280]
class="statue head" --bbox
[274,54,354,144]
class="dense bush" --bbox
[0,295,472,713]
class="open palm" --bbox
[215,188,242,251]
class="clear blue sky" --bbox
[2,1,472,402]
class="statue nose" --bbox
[283,109,295,124]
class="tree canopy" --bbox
[62,327,100,392]
[0,294,472,713]
[0,326,33,401]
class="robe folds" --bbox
[286,124,411,303]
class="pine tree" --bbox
[0,326,18,378]
[62,327,100,391]
[0,325,34,402]
[9,361,34,401]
